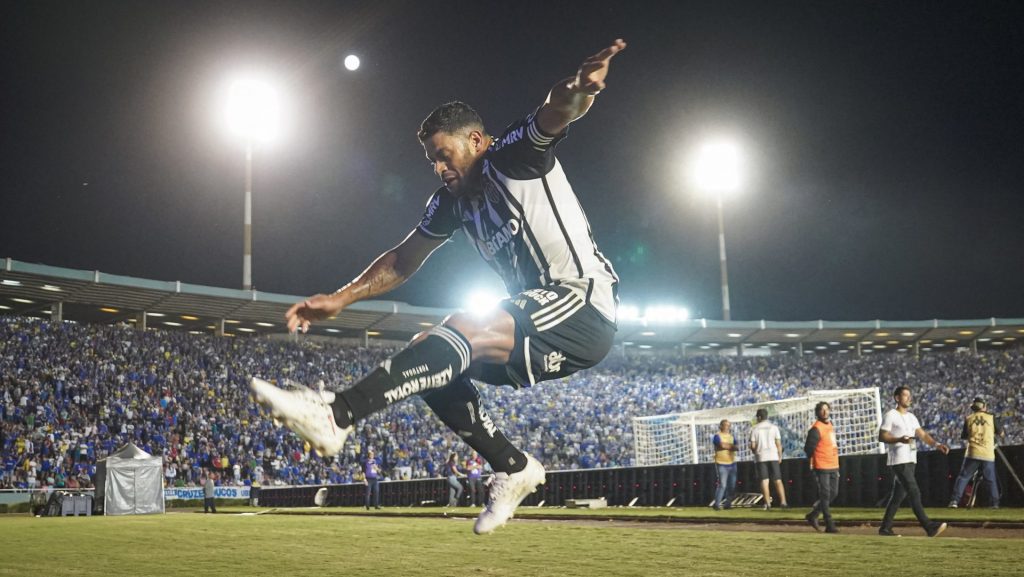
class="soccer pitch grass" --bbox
[1,509,1021,577]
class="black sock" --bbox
[331,325,471,427]
[421,374,528,475]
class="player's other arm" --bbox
[285,230,445,333]
[535,39,627,136]
[915,427,950,454]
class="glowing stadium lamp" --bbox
[464,290,504,317]
[691,140,743,196]
[617,304,640,322]
[225,77,283,144]
[643,305,690,324]
[690,138,744,321]
[222,75,286,291]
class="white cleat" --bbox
[474,455,546,535]
[250,377,351,456]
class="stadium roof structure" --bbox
[2,258,1023,354]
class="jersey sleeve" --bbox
[416,187,460,240]
[486,110,567,179]
[712,434,722,449]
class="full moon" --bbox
[344,55,360,71]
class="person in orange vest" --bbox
[803,402,840,533]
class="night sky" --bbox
[2,1,1022,321]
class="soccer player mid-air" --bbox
[251,39,626,534]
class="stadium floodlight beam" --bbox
[224,76,283,291]
[691,139,744,321]
[464,289,504,317]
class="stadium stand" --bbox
[1,315,1021,490]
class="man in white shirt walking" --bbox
[750,408,788,510]
[877,386,949,537]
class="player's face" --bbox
[819,405,830,422]
[423,130,486,197]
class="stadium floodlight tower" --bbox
[691,139,744,321]
[224,75,284,291]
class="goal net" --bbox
[633,387,883,466]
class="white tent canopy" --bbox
[95,443,165,515]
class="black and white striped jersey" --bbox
[417,111,619,323]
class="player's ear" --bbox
[470,130,485,152]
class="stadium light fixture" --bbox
[224,76,283,144]
[11,298,33,304]
[1,280,21,286]
[691,140,743,196]
[690,138,744,321]
[222,74,287,291]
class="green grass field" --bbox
[1,508,1021,577]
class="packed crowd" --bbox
[1,316,1020,489]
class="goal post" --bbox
[633,387,884,466]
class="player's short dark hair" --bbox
[814,401,831,418]
[755,408,768,421]
[418,101,485,141]
[893,386,911,400]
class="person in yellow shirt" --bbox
[712,420,738,510]
[949,397,1004,508]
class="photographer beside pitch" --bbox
[804,401,839,533]
[948,396,1004,508]
[877,386,949,537]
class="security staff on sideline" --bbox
[949,397,1004,508]
[804,402,840,533]
[712,419,739,510]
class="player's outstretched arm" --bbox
[536,38,627,136]
[285,229,445,333]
